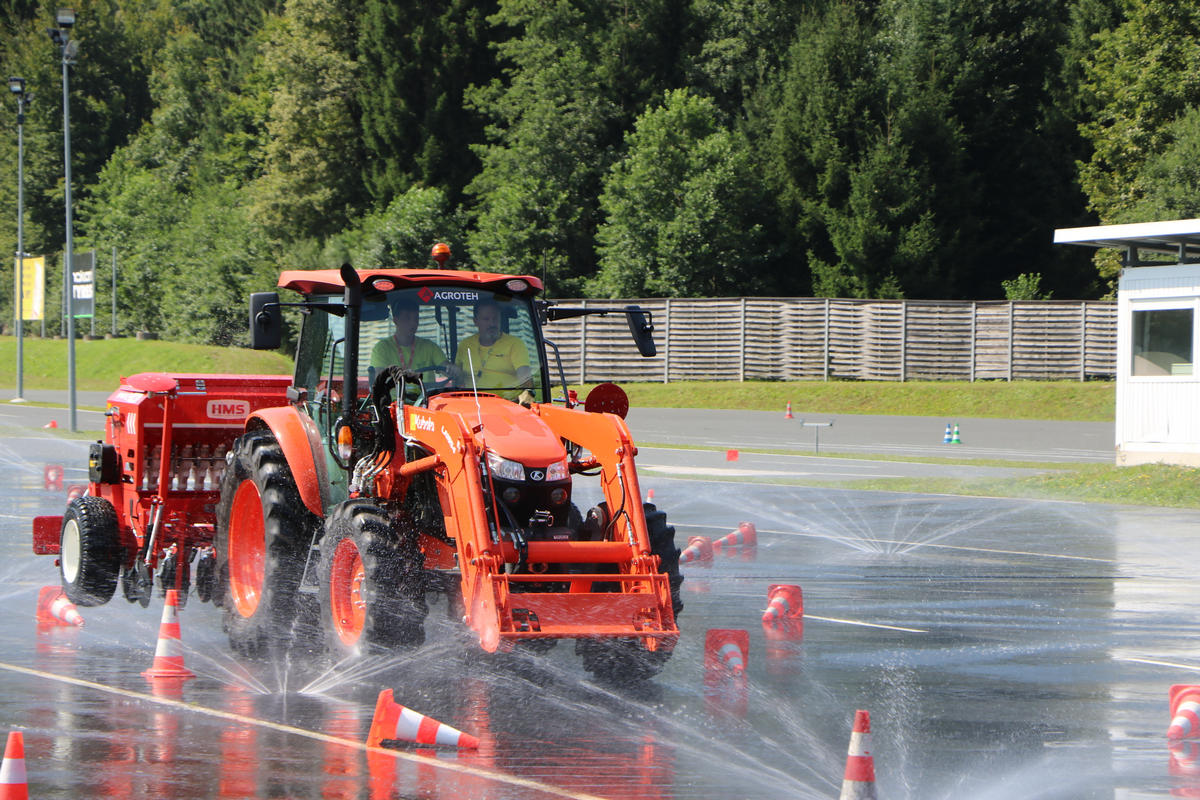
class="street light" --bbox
[8,76,31,403]
[48,8,78,431]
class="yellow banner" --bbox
[16,256,44,321]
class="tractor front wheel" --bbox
[59,496,121,607]
[578,502,682,682]
[214,431,318,658]
[319,501,426,658]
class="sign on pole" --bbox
[71,249,94,319]
[16,255,44,321]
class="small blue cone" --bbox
[943,423,952,444]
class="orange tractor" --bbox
[33,250,682,680]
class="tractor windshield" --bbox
[294,287,547,404]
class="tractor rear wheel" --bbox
[578,502,683,682]
[319,501,427,658]
[214,430,318,658]
[59,496,121,607]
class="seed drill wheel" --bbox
[59,495,121,607]
[319,500,427,658]
[214,430,318,658]
[578,502,683,682]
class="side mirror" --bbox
[249,292,282,350]
[625,305,656,358]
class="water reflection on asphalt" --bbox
[2,433,1198,798]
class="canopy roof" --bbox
[1053,219,1200,266]
[277,268,542,297]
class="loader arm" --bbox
[398,400,677,654]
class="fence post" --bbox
[579,299,587,385]
[1007,301,1015,382]
[1080,301,1087,381]
[823,298,830,381]
[970,301,977,382]
[739,297,747,382]
[900,300,907,382]
[663,298,671,384]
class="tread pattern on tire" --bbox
[214,430,318,658]
[60,495,121,607]
[319,500,427,657]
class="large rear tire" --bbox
[319,500,427,658]
[59,496,121,607]
[214,430,319,658]
[579,502,683,682]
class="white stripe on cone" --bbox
[839,710,876,800]
[142,590,195,679]
[0,730,28,800]
[368,689,478,749]
[1171,700,1200,739]
[49,595,84,626]
[717,642,744,674]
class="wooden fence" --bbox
[543,298,1117,383]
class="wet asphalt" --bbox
[5,391,1193,800]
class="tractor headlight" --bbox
[486,451,526,482]
[545,458,568,482]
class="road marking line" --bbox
[803,614,927,633]
[1115,656,1200,672]
[0,660,609,800]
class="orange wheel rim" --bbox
[229,480,265,618]
[330,537,365,645]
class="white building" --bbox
[1055,219,1200,466]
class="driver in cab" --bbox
[369,296,448,385]
[448,298,532,400]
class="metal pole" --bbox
[111,246,116,337]
[14,88,26,401]
[60,38,77,431]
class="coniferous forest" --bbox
[1,0,1198,344]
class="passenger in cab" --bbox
[448,298,532,400]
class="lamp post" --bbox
[8,76,31,403]
[48,8,77,431]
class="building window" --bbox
[1132,308,1194,376]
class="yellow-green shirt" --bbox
[370,336,446,384]
[455,333,530,398]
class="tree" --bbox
[765,3,953,298]
[356,0,498,204]
[1128,106,1200,220]
[248,0,364,242]
[591,90,771,297]
[466,0,694,296]
[324,185,469,268]
[1079,0,1200,224]
[686,0,806,120]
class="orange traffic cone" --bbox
[142,589,195,680]
[704,629,749,679]
[785,402,794,419]
[712,522,757,558]
[839,710,876,800]
[761,584,803,641]
[367,689,478,749]
[0,731,28,800]
[646,488,655,503]
[1170,686,1200,739]
[725,449,739,461]
[42,420,57,429]
[678,536,713,566]
[36,585,84,627]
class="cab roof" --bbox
[277,268,543,297]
